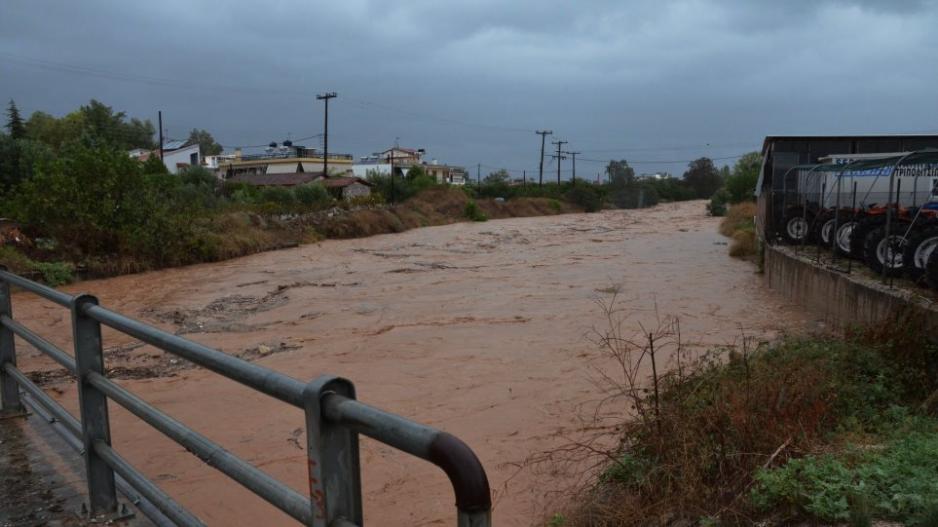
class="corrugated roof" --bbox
[162,140,188,150]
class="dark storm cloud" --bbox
[2,0,937,175]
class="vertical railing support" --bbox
[0,268,24,416]
[71,293,119,517]
[304,375,362,527]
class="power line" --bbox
[0,52,536,135]
[0,52,307,96]
[575,153,750,165]
[578,141,760,153]
[342,96,535,134]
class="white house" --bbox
[129,140,202,174]
[160,141,201,174]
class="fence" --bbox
[0,268,492,527]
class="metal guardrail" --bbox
[0,268,492,526]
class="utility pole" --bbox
[158,111,164,161]
[536,130,552,187]
[388,150,395,203]
[567,151,580,186]
[316,92,337,178]
[477,163,481,191]
[552,140,567,185]
[523,169,526,188]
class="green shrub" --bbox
[294,183,330,207]
[565,185,602,212]
[708,188,730,216]
[141,154,168,174]
[0,246,33,274]
[31,261,74,286]
[259,186,295,205]
[464,200,487,222]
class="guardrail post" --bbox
[0,268,24,416]
[304,375,362,527]
[71,293,119,517]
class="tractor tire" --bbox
[833,219,860,256]
[927,249,938,290]
[781,210,814,244]
[863,225,909,277]
[813,211,835,247]
[904,223,938,283]
[848,216,885,260]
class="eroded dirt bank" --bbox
[10,200,807,526]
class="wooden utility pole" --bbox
[536,130,552,187]
[158,110,163,161]
[567,151,580,186]
[552,140,568,184]
[316,92,337,177]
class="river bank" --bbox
[9,199,807,525]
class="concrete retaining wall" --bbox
[764,245,938,331]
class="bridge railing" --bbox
[0,267,491,526]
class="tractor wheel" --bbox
[848,216,885,260]
[904,223,938,283]
[813,211,835,247]
[833,220,859,256]
[927,249,938,290]
[863,225,909,277]
[782,210,813,244]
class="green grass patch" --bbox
[753,425,938,524]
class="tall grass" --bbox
[720,202,757,259]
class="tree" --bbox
[606,160,636,187]
[724,151,762,203]
[682,157,723,199]
[0,133,53,191]
[484,169,510,185]
[186,128,223,156]
[6,100,26,139]
[25,111,84,151]
[77,99,155,150]
[406,164,427,180]
[141,154,168,174]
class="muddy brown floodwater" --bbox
[10,200,808,526]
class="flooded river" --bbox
[10,200,807,525]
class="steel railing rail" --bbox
[323,394,492,519]
[84,369,313,524]
[4,364,201,527]
[0,267,492,526]
[1,315,77,372]
[81,303,308,408]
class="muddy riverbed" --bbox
[8,200,808,525]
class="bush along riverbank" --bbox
[548,301,938,526]
[719,202,757,260]
[0,168,578,285]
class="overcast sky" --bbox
[2,0,937,178]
